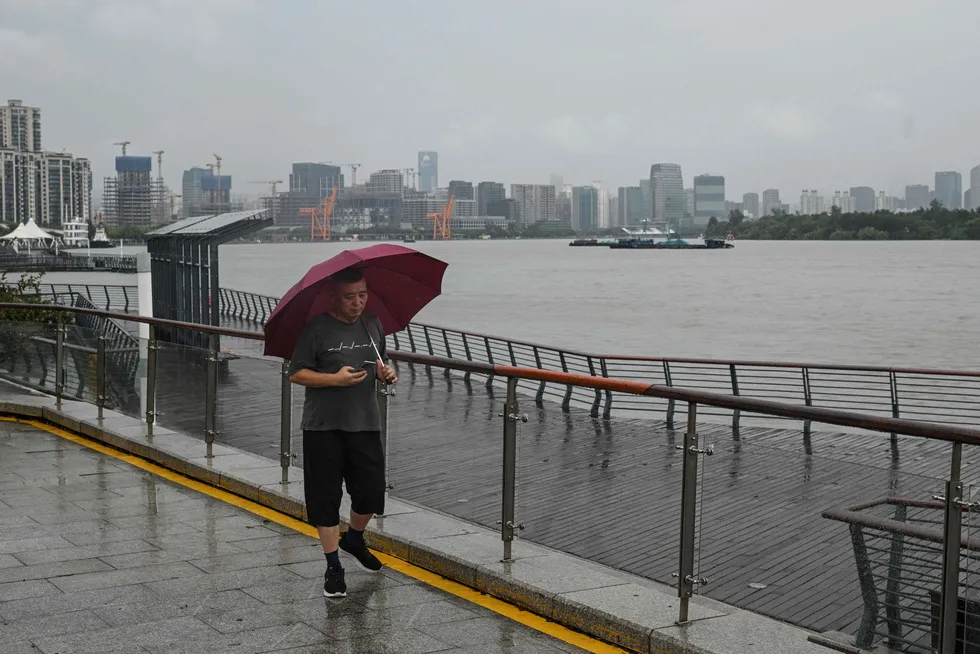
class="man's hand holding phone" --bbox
[333,366,369,386]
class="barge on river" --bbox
[610,237,733,249]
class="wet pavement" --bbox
[0,420,589,654]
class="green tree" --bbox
[0,272,67,370]
[87,220,96,241]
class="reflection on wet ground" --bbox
[0,420,587,654]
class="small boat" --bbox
[89,225,114,248]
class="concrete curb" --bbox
[1,394,836,654]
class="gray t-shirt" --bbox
[288,311,387,433]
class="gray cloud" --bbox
[3,0,978,199]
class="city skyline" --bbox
[4,0,978,200]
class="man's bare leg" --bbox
[348,511,373,531]
[316,525,340,554]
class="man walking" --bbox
[289,268,397,598]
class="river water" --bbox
[45,239,980,370]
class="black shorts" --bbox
[302,429,385,527]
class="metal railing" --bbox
[0,301,977,652]
[0,253,137,273]
[31,283,980,437]
[391,323,980,433]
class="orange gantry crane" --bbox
[425,196,454,240]
[301,188,338,241]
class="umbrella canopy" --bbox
[263,244,448,359]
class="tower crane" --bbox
[249,180,283,196]
[213,154,223,213]
[425,195,454,240]
[300,188,337,242]
[113,141,130,156]
[152,151,164,179]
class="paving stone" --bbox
[0,553,23,570]
[32,616,219,654]
[97,541,244,569]
[281,628,459,654]
[145,565,303,598]
[0,535,74,555]
[226,532,319,553]
[0,557,112,584]
[0,608,108,645]
[0,583,158,622]
[61,521,200,547]
[92,588,266,627]
[49,561,204,593]
[13,538,157,566]
[141,622,331,654]
[186,544,322,574]
[0,578,61,602]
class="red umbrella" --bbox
[263,244,448,359]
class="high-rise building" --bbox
[366,169,404,194]
[181,167,207,217]
[0,99,42,153]
[966,188,973,211]
[905,184,931,210]
[617,186,645,226]
[418,151,438,193]
[200,171,232,213]
[594,184,609,229]
[742,193,760,219]
[608,196,619,228]
[447,180,474,201]
[640,179,653,221]
[103,156,161,227]
[935,172,963,209]
[649,163,684,227]
[970,165,980,210]
[571,186,598,231]
[762,189,781,216]
[0,99,91,226]
[290,162,343,197]
[848,187,875,213]
[800,190,825,215]
[487,198,520,222]
[38,153,92,225]
[831,190,854,213]
[510,184,556,226]
[684,188,694,217]
[476,182,505,215]
[693,175,725,224]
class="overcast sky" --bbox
[4,0,979,199]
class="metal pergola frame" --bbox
[146,209,273,349]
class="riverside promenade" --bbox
[0,380,839,654]
[0,416,590,654]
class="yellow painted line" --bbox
[2,416,632,653]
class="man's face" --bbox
[332,279,368,322]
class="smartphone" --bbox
[355,361,377,372]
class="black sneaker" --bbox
[339,532,383,573]
[323,568,346,598]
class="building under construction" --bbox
[103,156,167,227]
[262,188,402,235]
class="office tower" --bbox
[418,151,438,193]
[905,184,931,210]
[447,180,474,201]
[571,186,598,231]
[935,171,963,209]
[649,163,684,227]
[693,174,725,224]
[762,189,781,216]
[476,181,505,215]
[742,193,760,219]
[849,187,876,213]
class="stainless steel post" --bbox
[54,323,65,408]
[500,377,524,561]
[677,401,701,624]
[204,333,218,459]
[378,379,392,497]
[280,360,291,485]
[145,326,157,435]
[96,321,107,420]
[939,442,963,654]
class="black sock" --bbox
[346,527,364,546]
[325,550,341,571]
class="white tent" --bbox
[1,218,61,252]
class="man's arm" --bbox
[288,320,367,388]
